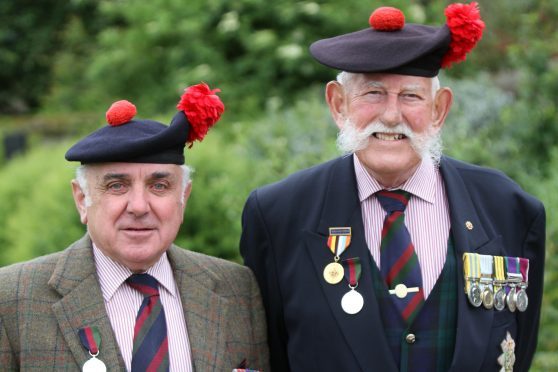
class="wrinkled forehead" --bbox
[86,162,182,182]
[352,72,433,92]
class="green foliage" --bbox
[0,143,84,264]
[44,0,412,118]
[175,90,337,261]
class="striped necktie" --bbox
[377,189,424,323]
[126,273,170,372]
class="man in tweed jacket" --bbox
[0,84,269,371]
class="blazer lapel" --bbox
[440,157,499,372]
[48,235,125,370]
[168,247,231,371]
[303,155,397,372]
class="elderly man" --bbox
[0,83,269,371]
[240,3,545,372]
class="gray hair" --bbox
[336,71,441,98]
[76,164,192,207]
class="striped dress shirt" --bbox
[354,155,451,299]
[93,245,193,372]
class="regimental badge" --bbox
[324,227,352,285]
[463,253,482,307]
[497,332,516,372]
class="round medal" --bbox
[516,289,528,312]
[341,289,364,314]
[506,287,517,312]
[494,288,506,311]
[83,357,107,372]
[468,284,482,307]
[481,287,494,310]
[323,262,344,284]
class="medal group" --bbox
[463,253,529,312]
[323,227,365,315]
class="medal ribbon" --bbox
[493,256,506,290]
[479,254,494,291]
[327,227,352,257]
[519,257,529,285]
[341,257,361,286]
[78,326,101,355]
[504,256,522,293]
[463,253,480,294]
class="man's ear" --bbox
[179,181,193,223]
[71,180,88,224]
[325,81,347,129]
[182,181,192,206]
[432,87,453,130]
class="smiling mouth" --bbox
[373,133,406,141]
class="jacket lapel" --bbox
[48,235,125,370]
[440,157,499,372]
[303,155,397,372]
[168,247,231,371]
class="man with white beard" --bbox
[240,3,545,372]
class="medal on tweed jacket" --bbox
[78,326,107,372]
[324,227,352,284]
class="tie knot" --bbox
[126,273,160,297]
[376,189,411,213]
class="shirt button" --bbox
[405,333,416,344]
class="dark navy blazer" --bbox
[240,155,545,372]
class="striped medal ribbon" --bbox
[479,254,495,309]
[516,258,530,312]
[504,256,522,312]
[463,253,482,307]
[493,256,507,311]
[78,326,107,372]
[340,257,363,314]
[323,227,352,285]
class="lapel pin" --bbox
[465,221,474,230]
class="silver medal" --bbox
[468,283,482,307]
[481,287,494,310]
[341,288,364,314]
[494,288,506,311]
[506,287,517,312]
[83,356,107,372]
[516,288,528,312]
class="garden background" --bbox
[1,0,557,368]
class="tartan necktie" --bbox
[126,273,170,372]
[377,189,424,323]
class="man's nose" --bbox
[126,187,150,216]
[380,93,403,126]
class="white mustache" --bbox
[359,121,415,139]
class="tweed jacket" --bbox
[0,235,270,371]
[240,155,545,372]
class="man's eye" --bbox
[402,93,421,100]
[108,183,125,191]
[152,183,168,191]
